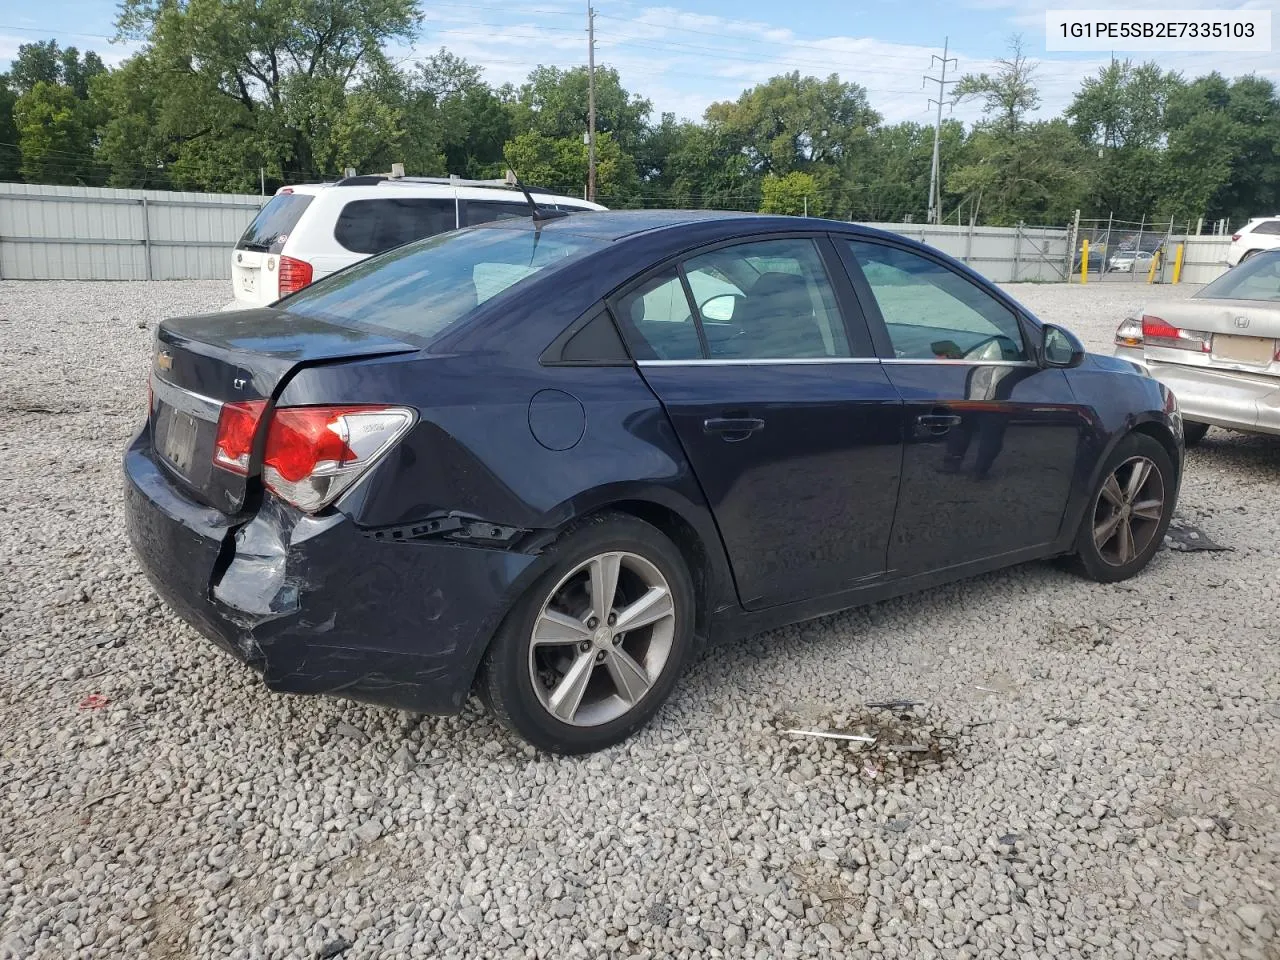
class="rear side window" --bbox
[334,198,457,255]
[236,194,313,253]
[1251,220,1280,236]
[614,268,703,361]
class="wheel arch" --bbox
[464,487,737,697]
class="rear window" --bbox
[281,225,604,340]
[1200,251,1280,302]
[1250,220,1280,236]
[236,194,313,253]
[334,198,458,255]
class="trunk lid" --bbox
[1144,299,1280,376]
[150,308,418,513]
[231,248,277,307]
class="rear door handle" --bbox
[703,417,765,441]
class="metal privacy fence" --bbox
[0,182,1234,287]
[859,221,1070,282]
[0,183,265,280]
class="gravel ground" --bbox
[1,279,1277,960]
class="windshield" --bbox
[280,225,604,340]
[1199,251,1280,302]
[237,193,313,254]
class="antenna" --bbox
[504,166,569,224]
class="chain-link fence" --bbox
[1065,214,1234,285]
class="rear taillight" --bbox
[1231,234,1241,242]
[1141,315,1211,353]
[262,405,415,513]
[213,400,268,474]
[278,256,313,296]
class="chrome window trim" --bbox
[636,358,1039,368]
[151,374,223,421]
[637,357,882,367]
[880,359,1039,367]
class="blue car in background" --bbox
[124,210,1183,753]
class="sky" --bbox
[1,0,1278,127]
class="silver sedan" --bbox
[1113,250,1280,445]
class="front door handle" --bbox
[704,416,765,441]
[916,412,963,434]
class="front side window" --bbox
[334,198,457,255]
[282,225,603,341]
[465,200,530,225]
[683,238,850,360]
[846,240,1028,362]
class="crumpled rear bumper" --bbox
[122,428,540,714]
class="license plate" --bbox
[162,409,199,473]
[239,271,256,293]
[1212,334,1275,365]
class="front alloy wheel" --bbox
[1071,432,1176,583]
[1092,455,1166,566]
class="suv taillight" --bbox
[1231,234,1241,242]
[278,256,313,296]
[213,402,415,512]
[1141,315,1211,353]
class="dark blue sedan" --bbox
[124,210,1184,753]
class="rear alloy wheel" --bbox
[481,514,694,754]
[1071,433,1176,582]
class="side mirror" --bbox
[1041,323,1085,369]
[700,293,740,322]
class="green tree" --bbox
[115,0,420,189]
[510,65,651,154]
[954,36,1039,135]
[0,84,20,182]
[1066,60,1183,219]
[705,71,880,176]
[503,130,636,202]
[401,50,511,178]
[760,170,823,216]
[13,81,98,184]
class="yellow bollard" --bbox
[1080,239,1088,285]
[1147,249,1161,284]
[1172,243,1185,284]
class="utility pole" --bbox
[923,37,957,226]
[586,4,597,203]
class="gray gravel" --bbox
[1,278,1278,960]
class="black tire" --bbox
[1182,420,1210,447]
[480,512,696,754]
[1071,432,1177,583]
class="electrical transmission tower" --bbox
[923,38,957,226]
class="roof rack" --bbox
[332,168,567,196]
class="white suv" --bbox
[225,174,606,310]
[1226,216,1280,267]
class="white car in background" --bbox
[225,173,605,310]
[1107,250,1154,273]
[1226,216,1280,267]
